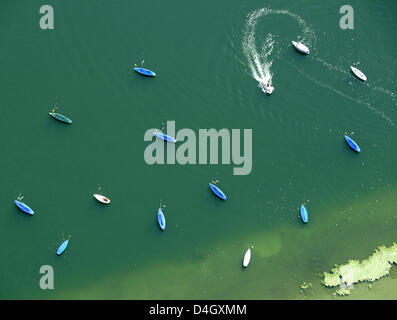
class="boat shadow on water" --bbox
[48,119,72,131]
[288,50,310,59]
[207,193,228,206]
[133,73,155,81]
[13,208,34,218]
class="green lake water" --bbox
[1,0,397,299]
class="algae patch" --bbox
[322,242,397,296]
[300,282,312,291]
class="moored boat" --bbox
[134,67,156,77]
[344,135,361,152]
[158,208,166,230]
[56,239,69,255]
[14,200,34,215]
[153,131,177,143]
[209,183,227,200]
[93,194,111,204]
[49,112,72,124]
[292,41,310,55]
[300,204,308,223]
[350,66,367,81]
[243,248,251,268]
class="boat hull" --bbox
[56,240,69,255]
[344,135,361,152]
[93,194,111,204]
[292,41,310,55]
[243,248,251,267]
[153,131,177,143]
[14,200,34,215]
[350,66,367,81]
[300,204,308,223]
[134,67,156,77]
[259,82,274,95]
[49,112,72,124]
[209,183,227,200]
[158,208,166,230]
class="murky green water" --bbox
[1,0,397,299]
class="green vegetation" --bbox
[300,282,312,291]
[322,243,397,296]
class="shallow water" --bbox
[0,0,397,299]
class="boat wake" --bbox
[241,7,397,126]
[312,57,397,127]
[242,7,315,90]
[316,57,397,105]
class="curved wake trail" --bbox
[242,8,315,87]
[242,7,396,126]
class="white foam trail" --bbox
[242,8,315,88]
[315,57,397,106]
[372,86,397,106]
[242,7,396,123]
[286,60,396,127]
[315,57,349,74]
